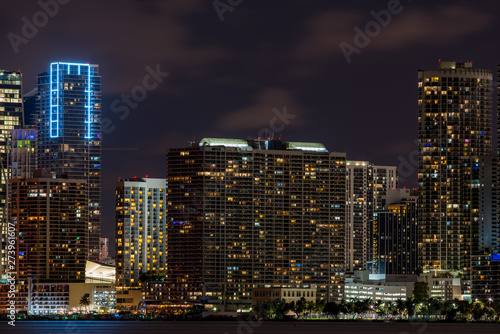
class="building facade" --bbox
[9,175,87,283]
[372,189,418,275]
[11,129,37,179]
[0,70,23,276]
[166,138,346,310]
[115,177,167,287]
[418,61,493,294]
[345,161,398,272]
[471,253,500,303]
[36,62,102,261]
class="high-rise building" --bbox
[166,138,346,310]
[11,129,37,179]
[99,237,109,259]
[10,174,87,283]
[478,156,498,251]
[345,161,397,272]
[115,177,167,287]
[0,69,23,276]
[418,61,493,293]
[36,62,102,261]
[372,189,418,275]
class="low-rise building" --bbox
[418,272,462,301]
[252,285,317,305]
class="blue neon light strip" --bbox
[49,62,93,139]
[86,65,91,139]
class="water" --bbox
[1,321,499,334]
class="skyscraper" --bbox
[0,69,23,275]
[166,138,346,310]
[115,177,167,287]
[418,61,493,293]
[36,62,102,261]
[10,174,87,283]
[345,161,397,272]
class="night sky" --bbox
[1,0,499,250]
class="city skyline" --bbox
[1,0,500,247]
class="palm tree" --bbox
[79,295,90,313]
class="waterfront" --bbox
[1,321,499,334]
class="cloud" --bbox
[293,4,495,60]
[216,88,307,132]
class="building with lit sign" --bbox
[36,62,102,261]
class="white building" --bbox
[115,177,167,287]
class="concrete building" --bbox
[252,285,317,305]
[343,271,414,302]
[372,189,418,275]
[9,174,87,283]
[115,177,167,287]
[36,62,102,261]
[418,61,493,294]
[166,138,347,310]
[471,253,500,303]
[0,69,23,276]
[345,161,398,272]
[417,272,462,301]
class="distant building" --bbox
[471,253,500,303]
[115,177,167,288]
[99,237,109,259]
[372,189,418,275]
[167,138,347,310]
[10,174,87,283]
[346,161,398,272]
[36,62,102,261]
[343,270,414,302]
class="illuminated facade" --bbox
[166,138,346,310]
[471,253,500,302]
[9,175,87,283]
[345,161,397,272]
[372,189,418,275]
[36,62,102,261]
[115,177,167,287]
[0,70,23,276]
[418,61,493,293]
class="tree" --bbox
[305,301,316,318]
[274,299,289,319]
[413,282,429,303]
[293,297,307,319]
[323,302,340,319]
[79,295,90,313]
[395,298,406,319]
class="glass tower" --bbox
[0,70,23,275]
[36,62,102,261]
